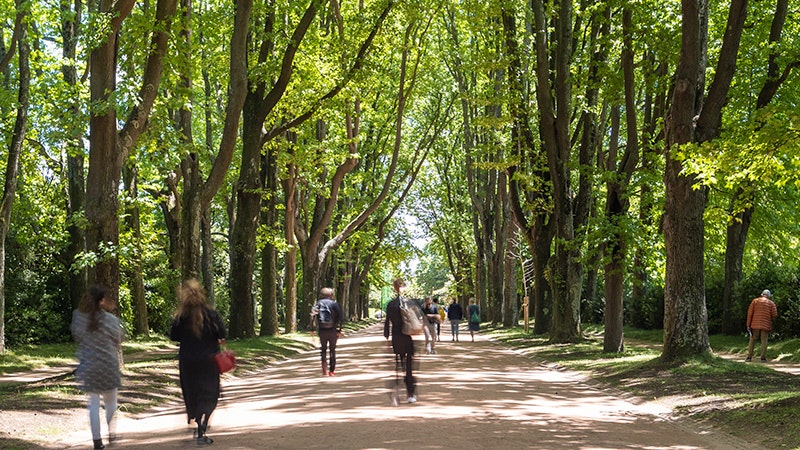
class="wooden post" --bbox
[523,296,530,333]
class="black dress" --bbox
[170,308,226,428]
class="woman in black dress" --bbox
[170,279,226,445]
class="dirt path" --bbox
[58,324,760,450]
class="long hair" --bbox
[175,279,210,338]
[79,285,107,332]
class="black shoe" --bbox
[745,357,752,362]
[93,439,105,449]
[761,357,767,362]
[197,436,214,446]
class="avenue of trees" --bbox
[0,0,798,360]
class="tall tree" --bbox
[228,0,395,337]
[59,0,87,310]
[229,0,322,338]
[0,0,28,353]
[531,0,582,342]
[174,0,252,291]
[663,0,748,359]
[602,8,639,353]
[502,2,554,334]
[85,0,176,298]
[720,0,797,333]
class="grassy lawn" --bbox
[489,325,800,450]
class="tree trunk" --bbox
[602,8,639,352]
[86,0,134,293]
[87,0,173,296]
[721,188,753,334]
[532,215,554,334]
[175,0,201,281]
[227,0,328,337]
[299,246,323,329]
[201,207,215,305]
[531,0,581,343]
[0,13,28,353]
[60,0,87,310]
[283,162,298,333]
[228,95,263,338]
[259,148,280,336]
[664,0,747,359]
[160,173,182,274]
[123,164,149,336]
[502,227,518,328]
[663,0,708,359]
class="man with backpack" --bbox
[384,278,417,405]
[310,287,343,376]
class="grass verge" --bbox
[489,325,800,450]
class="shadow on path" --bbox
[59,324,760,450]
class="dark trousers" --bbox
[395,353,416,397]
[319,328,339,372]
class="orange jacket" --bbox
[746,296,778,331]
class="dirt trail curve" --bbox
[56,324,761,450]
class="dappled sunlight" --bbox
[57,324,748,449]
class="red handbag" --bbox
[213,348,236,373]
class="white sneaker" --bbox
[389,393,399,407]
[407,396,417,403]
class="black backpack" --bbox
[315,300,335,329]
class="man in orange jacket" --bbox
[746,289,778,362]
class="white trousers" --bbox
[87,389,118,440]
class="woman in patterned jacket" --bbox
[71,285,124,450]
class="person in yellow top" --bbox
[745,289,778,362]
